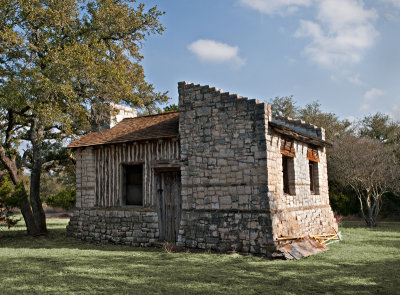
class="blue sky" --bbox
[141,0,400,121]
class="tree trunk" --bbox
[0,146,40,235]
[358,193,378,227]
[30,156,47,233]
[20,191,41,235]
[30,118,47,233]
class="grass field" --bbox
[1,219,399,295]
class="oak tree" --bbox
[0,0,168,235]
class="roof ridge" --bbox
[67,112,179,148]
[121,111,179,121]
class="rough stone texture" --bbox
[266,123,337,239]
[178,210,272,253]
[178,82,337,254]
[67,208,160,246]
[177,82,275,254]
[75,148,96,208]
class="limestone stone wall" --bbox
[67,208,159,246]
[177,82,274,254]
[75,148,96,208]
[266,127,337,238]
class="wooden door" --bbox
[156,171,181,243]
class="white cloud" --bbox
[347,74,364,85]
[360,103,370,110]
[381,0,400,9]
[345,115,357,123]
[237,0,311,15]
[363,88,386,100]
[285,56,296,64]
[389,104,400,120]
[361,87,386,111]
[187,39,246,68]
[294,0,378,67]
[380,0,400,21]
[330,75,338,81]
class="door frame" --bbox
[154,168,181,243]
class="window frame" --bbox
[280,136,296,196]
[309,160,315,194]
[122,163,144,206]
[282,155,290,194]
[307,146,320,195]
[282,154,296,196]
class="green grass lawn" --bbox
[1,219,399,295]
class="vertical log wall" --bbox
[67,138,181,246]
[94,139,180,208]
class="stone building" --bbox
[67,82,338,255]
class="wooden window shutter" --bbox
[307,146,319,162]
[280,137,295,157]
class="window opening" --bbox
[309,161,315,193]
[125,165,143,206]
[280,137,296,195]
[307,146,320,195]
[282,155,290,194]
[282,154,295,195]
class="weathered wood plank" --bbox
[269,122,331,147]
[93,140,180,208]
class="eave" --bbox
[269,121,332,148]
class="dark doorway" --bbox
[156,170,181,243]
[125,165,143,206]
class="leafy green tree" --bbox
[298,101,353,142]
[161,104,179,113]
[359,113,400,144]
[45,189,76,211]
[0,0,167,235]
[269,96,352,142]
[268,95,298,118]
[358,113,400,160]
[0,174,23,228]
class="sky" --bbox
[141,0,400,121]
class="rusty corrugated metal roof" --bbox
[67,112,179,148]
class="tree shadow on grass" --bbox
[339,221,368,229]
[0,249,399,295]
[1,221,399,294]
[0,227,164,253]
[340,221,400,231]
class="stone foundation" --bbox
[177,210,274,254]
[273,205,337,237]
[67,208,160,246]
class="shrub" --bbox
[0,176,21,228]
[162,241,177,253]
[45,189,76,210]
